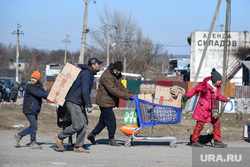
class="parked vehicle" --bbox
[0,77,18,102]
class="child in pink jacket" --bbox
[183,68,230,148]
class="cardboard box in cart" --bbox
[154,99,168,105]
[154,85,170,100]
[167,94,182,108]
[154,85,170,105]
[153,85,182,108]
[47,63,81,106]
[137,94,145,100]
[144,94,153,103]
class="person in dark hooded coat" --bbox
[87,61,133,146]
[55,58,102,153]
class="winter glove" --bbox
[87,107,92,113]
[129,93,134,101]
[226,97,230,102]
[182,96,189,102]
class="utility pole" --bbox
[220,24,224,31]
[12,23,24,82]
[123,39,129,79]
[221,0,231,97]
[107,22,110,67]
[79,0,89,64]
[63,35,71,65]
[106,23,116,67]
[184,0,222,113]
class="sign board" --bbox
[190,31,250,83]
[224,99,235,113]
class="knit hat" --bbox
[113,61,123,71]
[31,71,41,81]
[211,68,222,82]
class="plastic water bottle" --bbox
[132,109,138,125]
[129,109,135,125]
[124,109,130,125]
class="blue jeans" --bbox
[20,114,38,141]
[91,107,116,139]
[19,91,24,97]
[58,101,88,147]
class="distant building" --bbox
[9,59,28,71]
[169,58,190,81]
[45,63,63,77]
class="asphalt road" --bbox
[0,130,249,167]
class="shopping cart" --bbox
[124,97,181,148]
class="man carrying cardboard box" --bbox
[55,58,102,153]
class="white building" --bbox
[9,59,28,71]
[45,63,63,77]
[190,31,250,84]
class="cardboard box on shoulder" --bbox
[61,62,82,80]
[155,85,170,101]
[47,88,66,106]
[55,73,75,92]
[47,62,81,106]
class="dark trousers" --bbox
[192,119,221,143]
[92,107,116,139]
[20,114,38,141]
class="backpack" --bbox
[56,105,71,128]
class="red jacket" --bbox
[186,77,227,123]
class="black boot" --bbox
[214,140,227,148]
[191,141,203,147]
[87,133,96,145]
[108,137,121,147]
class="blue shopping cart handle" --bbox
[130,96,136,100]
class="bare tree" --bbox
[91,7,137,64]
[90,7,165,78]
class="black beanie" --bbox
[211,68,222,82]
[113,61,123,71]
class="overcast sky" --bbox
[0,0,249,56]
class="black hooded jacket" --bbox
[66,64,96,107]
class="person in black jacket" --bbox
[55,58,102,153]
[0,84,8,103]
[14,71,49,149]
[18,81,26,98]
